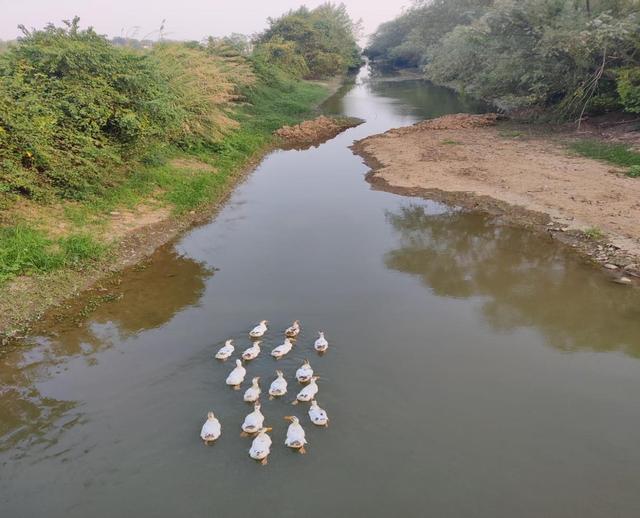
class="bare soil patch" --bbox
[275,115,363,150]
[353,113,640,283]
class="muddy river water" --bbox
[2,69,640,517]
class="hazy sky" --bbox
[0,0,410,43]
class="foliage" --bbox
[628,165,640,177]
[570,139,640,178]
[0,17,310,203]
[617,67,640,113]
[366,0,640,116]
[0,224,105,280]
[0,18,180,200]
[151,42,255,146]
[583,227,605,240]
[255,3,361,79]
[570,139,640,167]
[365,0,492,70]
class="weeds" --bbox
[570,140,640,178]
[0,225,106,281]
[583,227,605,240]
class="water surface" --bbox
[1,72,640,518]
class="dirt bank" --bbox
[353,113,640,283]
[275,115,363,150]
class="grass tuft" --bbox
[0,225,106,281]
[570,140,640,178]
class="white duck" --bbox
[242,341,261,361]
[294,376,319,404]
[249,320,268,338]
[249,427,273,465]
[241,402,264,435]
[225,359,246,389]
[215,339,235,360]
[268,370,288,399]
[271,338,293,359]
[243,376,261,402]
[284,416,307,454]
[200,412,222,444]
[308,400,329,427]
[314,332,328,353]
[285,320,301,338]
[295,359,314,383]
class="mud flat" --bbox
[275,115,363,149]
[353,113,640,283]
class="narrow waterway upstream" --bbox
[2,69,640,517]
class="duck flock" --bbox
[200,319,330,465]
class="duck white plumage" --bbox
[308,400,329,427]
[241,340,261,361]
[241,402,264,435]
[200,412,222,443]
[295,359,314,383]
[215,339,235,360]
[294,376,319,404]
[284,416,307,454]
[314,331,328,353]
[268,370,288,398]
[225,359,246,389]
[249,320,268,338]
[243,376,261,402]
[249,427,273,465]
[271,338,293,359]
[285,320,301,338]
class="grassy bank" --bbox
[569,140,640,178]
[0,76,328,281]
[0,20,332,286]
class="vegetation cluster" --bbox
[365,0,640,117]
[255,3,362,79]
[0,4,359,281]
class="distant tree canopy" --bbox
[255,3,362,78]
[365,0,640,116]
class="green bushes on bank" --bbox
[365,0,640,117]
[255,3,361,79]
[0,14,337,206]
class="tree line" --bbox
[365,0,640,117]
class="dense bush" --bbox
[366,0,640,117]
[0,18,290,202]
[255,3,361,79]
[617,67,640,113]
[0,18,179,199]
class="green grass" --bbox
[0,225,106,281]
[441,139,462,145]
[583,227,605,240]
[570,140,640,177]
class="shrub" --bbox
[617,67,640,113]
[0,17,178,199]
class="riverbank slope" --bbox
[0,75,349,340]
[353,113,640,282]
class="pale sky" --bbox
[0,0,410,43]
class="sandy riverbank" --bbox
[353,113,640,283]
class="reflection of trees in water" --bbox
[0,248,212,452]
[385,205,640,356]
[49,247,212,353]
[367,79,487,119]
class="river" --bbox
[1,68,640,517]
